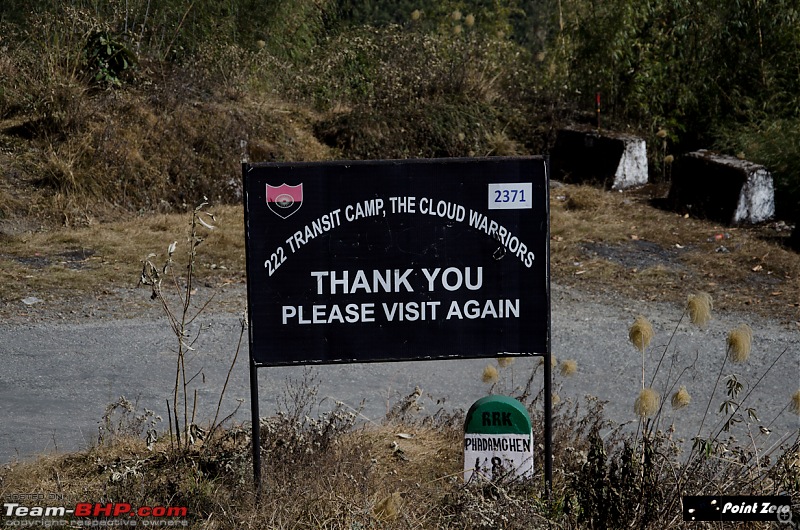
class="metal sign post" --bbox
[242,157,552,496]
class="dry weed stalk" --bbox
[373,492,403,521]
[139,199,241,452]
[629,315,654,353]
[629,315,653,389]
[610,292,799,528]
[792,390,800,415]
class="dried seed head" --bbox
[482,364,499,384]
[664,154,674,164]
[634,387,660,418]
[727,324,752,363]
[560,359,578,376]
[791,390,800,415]
[656,129,668,138]
[671,386,691,410]
[497,356,514,368]
[629,316,654,352]
[537,355,557,368]
[687,293,713,326]
[465,13,475,27]
[452,10,462,20]
[453,24,462,34]
[374,492,403,521]
[411,9,421,21]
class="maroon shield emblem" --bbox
[266,183,303,219]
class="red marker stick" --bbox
[596,92,601,130]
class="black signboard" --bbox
[243,157,550,366]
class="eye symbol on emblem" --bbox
[266,183,303,219]
[275,194,294,208]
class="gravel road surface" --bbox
[1,282,797,463]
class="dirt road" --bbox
[1,283,797,463]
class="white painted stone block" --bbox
[551,127,648,190]
[669,150,775,226]
[733,165,775,224]
[612,136,649,190]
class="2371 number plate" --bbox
[488,183,532,210]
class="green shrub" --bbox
[555,0,800,163]
[316,100,508,159]
[299,23,542,159]
[82,29,137,87]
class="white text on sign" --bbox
[281,299,519,324]
[280,266,521,325]
[309,267,483,294]
[266,195,538,277]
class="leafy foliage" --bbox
[2,0,800,227]
[548,0,800,219]
[82,29,136,87]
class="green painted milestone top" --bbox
[464,395,532,435]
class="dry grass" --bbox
[0,421,465,529]
[0,205,245,305]
[4,387,791,528]
[550,184,800,324]
[0,88,333,225]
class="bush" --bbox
[316,101,508,159]
[300,24,540,159]
[82,29,137,87]
[555,0,800,173]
